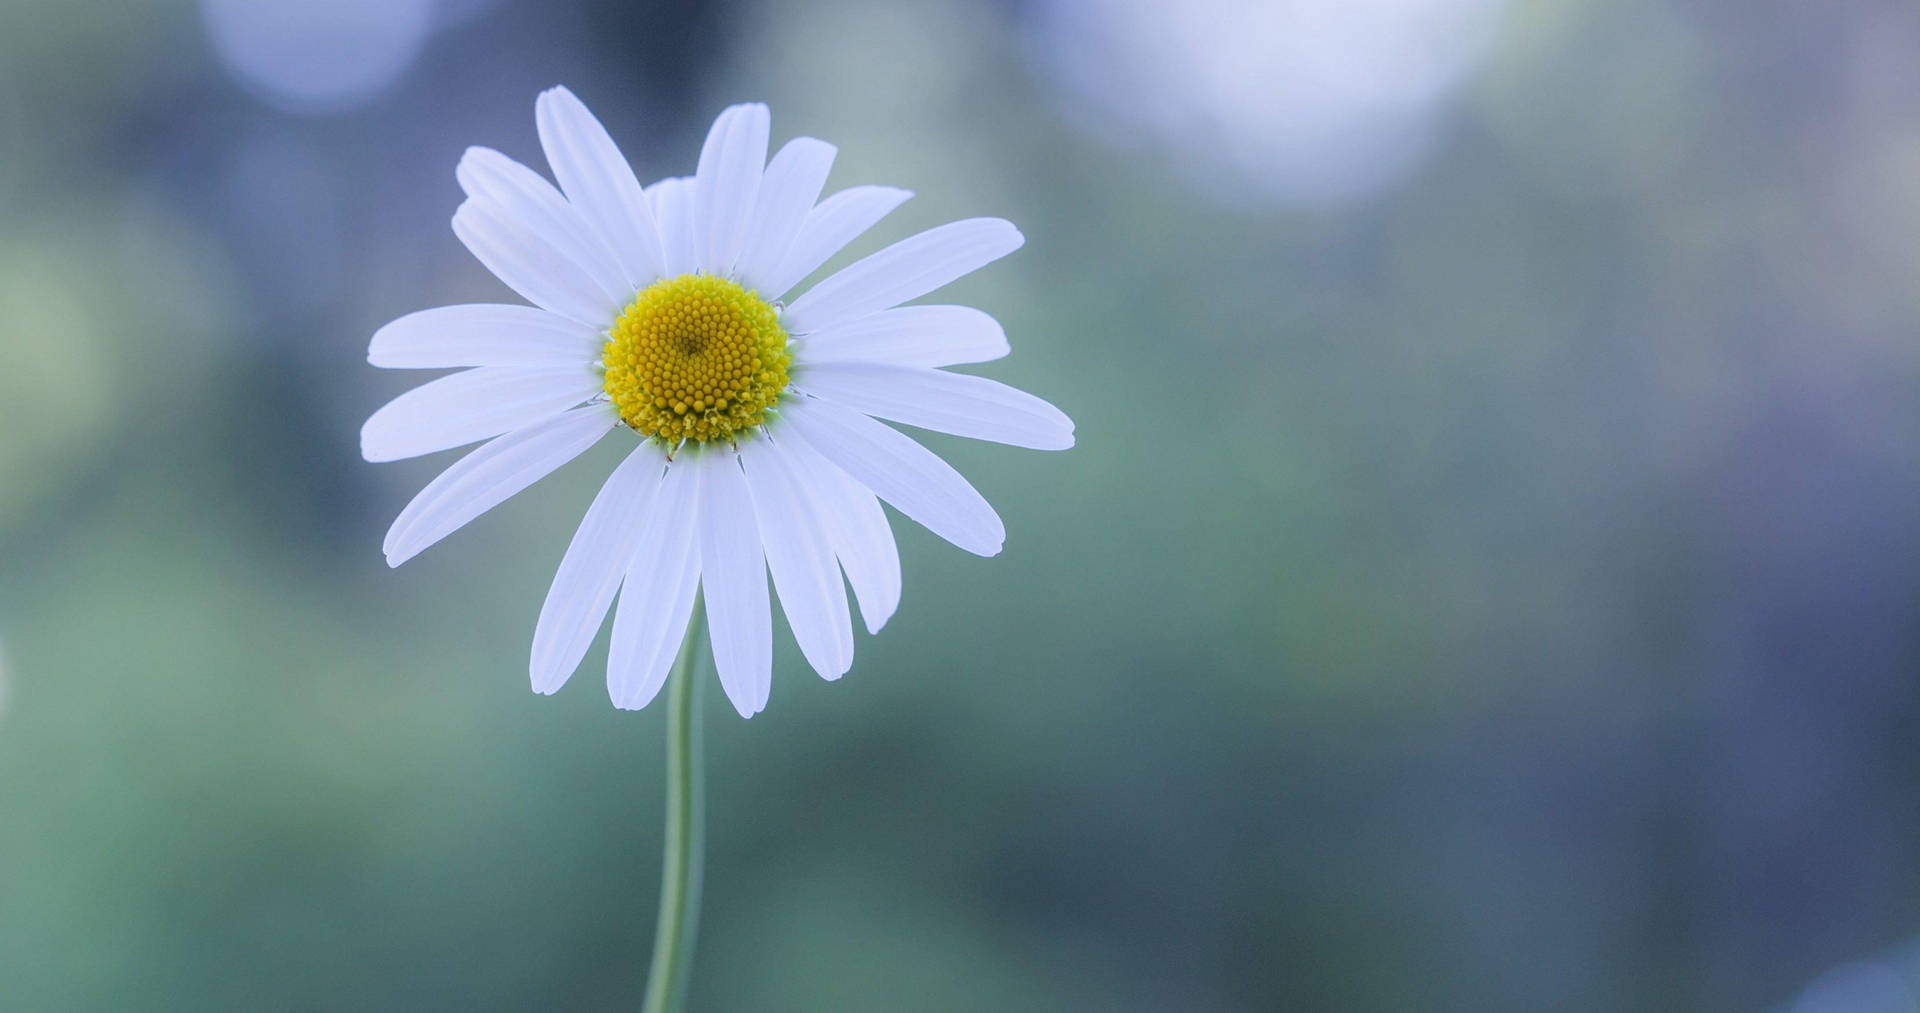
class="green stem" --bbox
[641,602,706,1013]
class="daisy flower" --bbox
[361,88,1073,718]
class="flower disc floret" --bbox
[602,274,790,444]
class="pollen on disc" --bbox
[602,274,791,444]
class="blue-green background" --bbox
[4,1,1920,1010]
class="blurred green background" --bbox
[4,0,1920,1010]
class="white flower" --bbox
[361,88,1073,718]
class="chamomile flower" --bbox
[362,88,1072,717]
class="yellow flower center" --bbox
[601,274,791,444]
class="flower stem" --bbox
[641,602,706,1013]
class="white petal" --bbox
[360,364,602,463]
[693,103,770,277]
[648,177,698,279]
[453,199,623,327]
[793,305,1009,369]
[381,404,617,567]
[456,147,632,299]
[530,443,667,695]
[781,398,1004,557]
[740,439,853,680]
[774,432,901,634]
[368,304,603,370]
[758,185,913,300]
[795,363,1074,451]
[698,451,772,717]
[783,218,1024,334]
[733,137,836,295]
[535,86,669,287]
[607,456,703,711]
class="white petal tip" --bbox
[607,688,652,711]
[382,525,424,567]
[719,684,770,718]
[535,86,588,125]
[608,676,670,712]
[529,665,563,696]
[360,439,410,465]
[365,330,393,368]
[360,432,397,464]
[452,149,490,195]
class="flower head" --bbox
[362,88,1072,717]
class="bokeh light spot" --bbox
[199,0,434,114]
